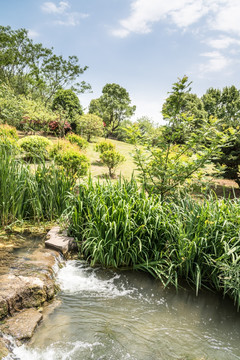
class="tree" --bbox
[162,76,207,143]
[75,114,104,142]
[0,26,90,102]
[127,77,227,197]
[100,150,125,177]
[89,83,136,137]
[202,86,240,185]
[52,89,83,131]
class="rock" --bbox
[0,249,60,320]
[45,226,77,254]
[0,336,9,359]
[1,309,43,340]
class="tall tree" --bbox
[202,86,240,185]
[162,76,207,143]
[0,26,90,102]
[89,83,136,137]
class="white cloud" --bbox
[199,51,231,73]
[111,0,240,38]
[205,36,240,49]
[210,0,240,36]
[112,0,212,37]
[41,1,89,27]
[41,1,69,14]
[28,29,40,39]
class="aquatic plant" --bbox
[67,178,240,307]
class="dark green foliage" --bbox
[89,83,136,137]
[52,89,83,123]
[162,76,207,144]
[202,86,240,185]
[67,178,240,308]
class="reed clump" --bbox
[0,146,74,225]
[68,178,240,308]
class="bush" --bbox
[0,124,18,139]
[96,140,115,153]
[18,135,52,161]
[66,133,88,150]
[54,149,89,177]
[100,149,125,177]
[49,139,79,157]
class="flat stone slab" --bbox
[1,309,43,340]
[45,226,76,254]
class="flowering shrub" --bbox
[18,135,53,161]
[49,119,71,136]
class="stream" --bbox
[5,259,240,360]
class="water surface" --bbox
[8,260,240,360]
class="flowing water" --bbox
[6,260,240,360]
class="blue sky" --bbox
[1,0,240,124]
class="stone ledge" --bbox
[45,226,77,254]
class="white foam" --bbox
[5,341,101,360]
[56,260,136,298]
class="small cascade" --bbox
[4,260,240,360]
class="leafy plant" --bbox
[50,139,89,177]
[67,178,240,308]
[0,124,18,139]
[95,140,115,153]
[100,149,125,177]
[18,135,52,161]
[54,150,89,177]
[66,133,88,150]
[75,113,104,142]
[0,146,75,226]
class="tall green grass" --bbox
[0,145,73,225]
[68,178,240,308]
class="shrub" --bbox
[18,135,52,161]
[0,124,18,139]
[49,139,79,158]
[96,140,115,153]
[48,119,71,136]
[100,149,125,177]
[54,149,89,177]
[66,133,88,150]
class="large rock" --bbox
[0,249,59,320]
[45,226,77,254]
[1,309,43,340]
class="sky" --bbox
[1,0,240,124]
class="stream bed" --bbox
[6,260,240,360]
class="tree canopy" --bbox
[89,83,136,137]
[0,26,90,102]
